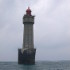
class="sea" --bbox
[0,61,70,70]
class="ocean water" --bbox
[0,61,70,70]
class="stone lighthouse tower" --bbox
[18,7,36,64]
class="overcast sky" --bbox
[0,0,70,61]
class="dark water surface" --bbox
[0,61,70,70]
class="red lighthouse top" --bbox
[26,7,31,15]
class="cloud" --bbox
[33,0,70,60]
[0,0,70,61]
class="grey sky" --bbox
[0,0,70,61]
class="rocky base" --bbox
[18,48,36,65]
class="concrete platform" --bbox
[18,48,36,65]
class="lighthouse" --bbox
[18,7,36,64]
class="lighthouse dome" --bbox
[26,7,31,15]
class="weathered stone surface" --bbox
[18,7,36,65]
[18,49,36,64]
